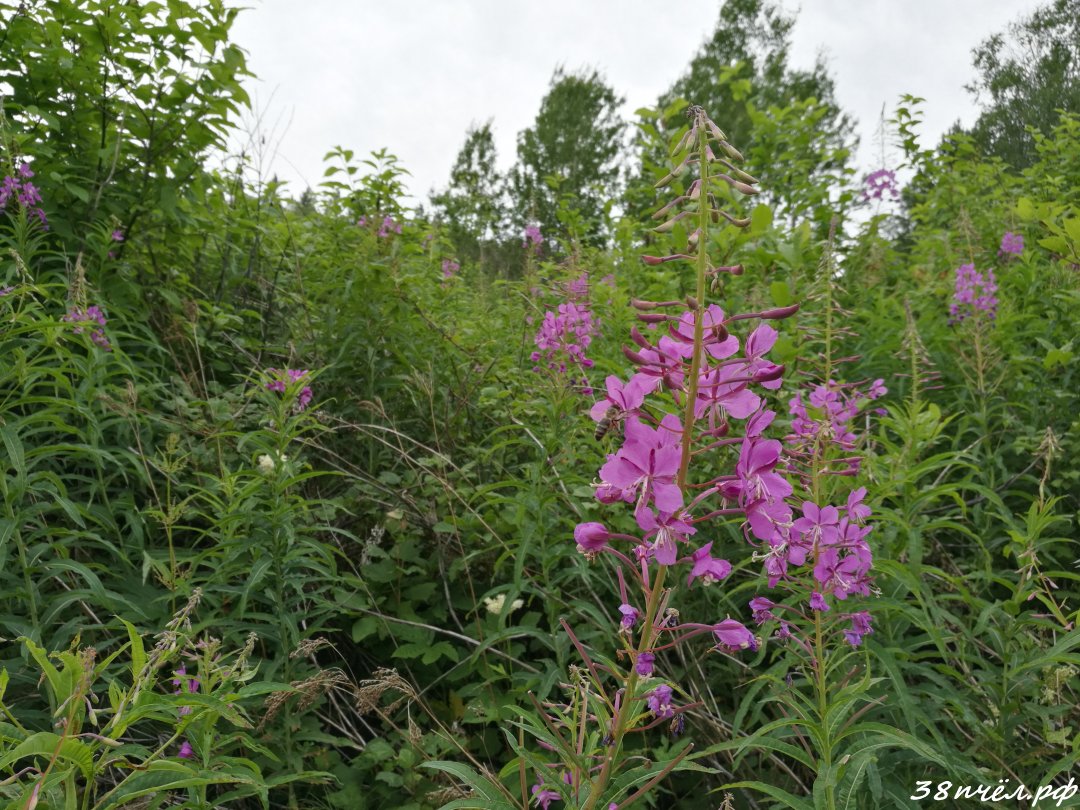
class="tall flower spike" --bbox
[556,105,797,810]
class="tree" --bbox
[966,0,1080,168]
[430,120,505,265]
[626,0,855,225]
[508,67,625,246]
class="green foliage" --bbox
[508,67,624,246]
[966,0,1080,167]
[0,1,1079,807]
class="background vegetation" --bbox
[0,0,1078,807]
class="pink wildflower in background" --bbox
[0,160,48,228]
[523,224,543,253]
[862,168,900,202]
[949,263,998,323]
[441,258,460,279]
[530,301,599,393]
[62,305,111,351]
[378,216,402,237]
[264,368,314,412]
[998,231,1024,257]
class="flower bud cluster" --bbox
[861,168,900,202]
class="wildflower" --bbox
[861,168,900,202]
[441,258,460,279]
[531,301,600,387]
[635,508,695,565]
[63,305,111,351]
[483,594,524,615]
[809,591,829,612]
[713,619,758,653]
[998,231,1024,257]
[646,684,675,719]
[356,216,368,227]
[598,415,684,514]
[111,229,124,242]
[0,286,13,297]
[532,783,560,809]
[618,604,640,630]
[377,216,402,237]
[686,542,732,587]
[0,161,48,227]
[523,224,543,252]
[173,666,201,716]
[635,652,655,676]
[843,611,873,647]
[949,264,998,323]
[749,597,776,624]
[574,522,611,554]
[177,740,194,759]
[264,369,313,412]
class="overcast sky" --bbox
[228,0,1040,203]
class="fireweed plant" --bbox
[510,106,804,809]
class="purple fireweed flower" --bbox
[265,369,313,411]
[635,508,695,565]
[790,502,840,563]
[949,263,998,323]
[998,231,1024,257]
[523,224,543,252]
[809,591,829,612]
[532,302,600,386]
[618,603,640,630]
[635,652,655,676]
[862,168,900,202]
[356,215,368,227]
[749,596,776,624]
[441,258,460,279]
[813,547,872,600]
[668,305,739,360]
[574,522,611,554]
[0,286,13,297]
[646,684,675,719]
[846,487,872,523]
[178,740,194,759]
[590,375,646,424]
[111,229,124,242]
[686,542,732,587]
[719,437,792,507]
[63,305,111,350]
[843,611,873,647]
[377,216,402,237]
[1,163,48,227]
[531,783,559,810]
[713,619,758,653]
[173,666,201,716]
[599,414,684,513]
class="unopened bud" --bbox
[630,326,655,349]
[632,299,659,310]
[685,295,699,310]
[710,263,744,276]
[734,181,759,196]
[636,313,670,324]
[754,364,785,382]
[759,304,800,319]
[719,141,744,161]
[641,253,694,265]
[672,125,696,156]
[655,211,690,233]
[707,120,727,143]
[622,345,650,365]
